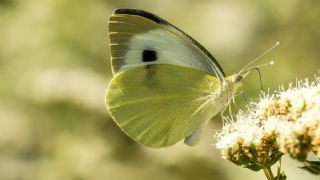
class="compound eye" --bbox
[235,75,242,82]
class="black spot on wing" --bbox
[112,8,226,77]
[142,49,157,62]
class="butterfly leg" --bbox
[233,91,247,102]
[228,99,234,121]
[219,99,233,122]
[220,103,228,117]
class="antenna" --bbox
[241,61,274,77]
[240,61,274,91]
[238,42,279,76]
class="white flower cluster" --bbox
[215,76,320,169]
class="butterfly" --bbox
[106,9,251,148]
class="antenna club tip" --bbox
[269,61,275,65]
[276,42,280,45]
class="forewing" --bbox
[108,9,225,81]
[106,64,221,147]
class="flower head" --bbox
[215,76,320,169]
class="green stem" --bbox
[263,168,272,180]
[276,158,282,180]
[267,167,275,180]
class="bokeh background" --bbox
[1,0,320,179]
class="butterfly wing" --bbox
[106,64,221,147]
[109,9,225,81]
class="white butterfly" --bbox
[106,9,276,147]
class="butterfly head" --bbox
[220,60,273,100]
[234,73,244,84]
[223,74,244,95]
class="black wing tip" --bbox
[113,8,151,15]
[112,8,163,24]
[113,8,146,15]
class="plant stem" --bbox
[267,167,275,180]
[276,158,282,180]
[263,168,272,180]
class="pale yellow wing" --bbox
[106,64,221,147]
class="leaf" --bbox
[300,167,320,175]
[275,172,287,180]
[267,152,283,167]
[245,164,263,171]
[299,160,320,175]
[305,161,320,166]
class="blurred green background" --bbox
[0,0,319,179]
